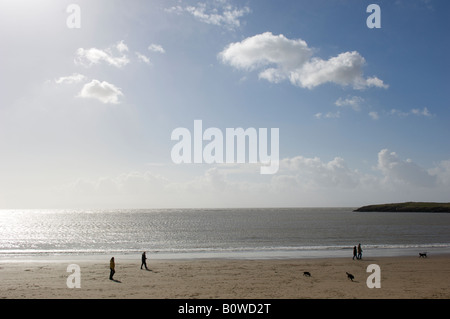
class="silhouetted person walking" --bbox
[357,243,363,260]
[110,257,115,280]
[141,252,149,270]
[353,246,357,260]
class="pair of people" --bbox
[109,252,150,280]
[352,243,363,260]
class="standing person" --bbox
[353,246,357,260]
[110,257,115,280]
[357,243,363,260]
[141,251,149,270]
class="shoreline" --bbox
[1,244,449,263]
[1,254,449,299]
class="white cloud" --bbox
[219,32,388,90]
[365,76,389,89]
[369,111,379,120]
[389,107,433,117]
[220,32,311,71]
[116,40,129,53]
[292,53,388,89]
[164,5,184,15]
[166,0,250,30]
[376,149,436,187]
[429,160,450,186]
[74,41,166,68]
[335,96,364,111]
[278,155,361,189]
[411,107,432,117]
[78,79,124,104]
[52,149,450,208]
[179,167,228,193]
[55,73,86,84]
[291,52,364,89]
[136,52,151,65]
[314,113,322,119]
[314,111,340,119]
[75,42,130,68]
[148,44,165,54]
[389,108,409,117]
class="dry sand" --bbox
[1,255,449,299]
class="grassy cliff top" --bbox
[354,202,450,212]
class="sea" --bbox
[1,208,450,261]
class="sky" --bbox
[0,0,449,209]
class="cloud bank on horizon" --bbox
[38,148,450,209]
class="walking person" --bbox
[110,257,116,280]
[357,243,363,260]
[141,251,149,270]
[353,246,357,260]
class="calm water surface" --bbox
[1,208,449,260]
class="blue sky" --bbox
[0,0,449,208]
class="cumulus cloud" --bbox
[274,149,445,192]
[389,107,433,117]
[335,96,364,111]
[116,40,129,53]
[411,107,432,117]
[365,76,389,89]
[55,73,86,84]
[220,32,311,71]
[203,149,446,197]
[276,155,361,190]
[54,148,450,208]
[75,41,130,68]
[376,149,436,187]
[136,52,151,65]
[174,167,229,194]
[429,160,450,186]
[219,32,388,90]
[166,0,250,30]
[78,79,123,104]
[290,52,385,89]
[59,40,167,104]
[314,111,340,119]
[369,111,379,120]
[148,44,165,54]
[74,40,166,69]
[133,44,165,65]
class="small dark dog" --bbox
[419,252,427,258]
[346,272,355,281]
[303,271,311,277]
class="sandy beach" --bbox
[1,254,449,299]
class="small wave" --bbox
[1,243,449,259]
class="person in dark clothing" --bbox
[110,257,115,280]
[357,243,363,260]
[353,246,357,260]
[141,251,149,270]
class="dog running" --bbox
[346,272,355,281]
[303,271,311,277]
[419,252,427,258]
